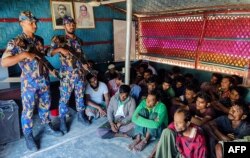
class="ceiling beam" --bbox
[105,4,138,19]
[134,4,250,17]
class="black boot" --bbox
[24,133,38,152]
[60,117,68,134]
[88,116,94,124]
[77,111,91,125]
[44,123,63,137]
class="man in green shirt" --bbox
[129,91,168,151]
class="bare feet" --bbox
[134,139,148,151]
[128,139,141,150]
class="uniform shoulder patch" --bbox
[6,40,15,50]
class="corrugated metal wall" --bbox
[0,0,126,75]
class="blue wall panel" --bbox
[0,0,126,75]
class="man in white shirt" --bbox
[85,73,110,122]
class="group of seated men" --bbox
[80,61,250,158]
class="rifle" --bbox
[51,35,92,75]
[13,37,61,79]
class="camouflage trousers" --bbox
[59,76,85,117]
[21,79,51,135]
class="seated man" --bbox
[130,82,142,105]
[140,77,158,100]
[158,77,175,107]
[87,60,99,77]
[97,85,136,139]
[85,73,110,122]
[135,63,148,83]
[204,104,250,158]
[171,84,198,119]
[217,76,233,100]
[128,91,168,151]
[155,109,207,158]
[211,86,244,116]
[200,73,222,95]
[104,64,119,83]
[138,69,153,90]
[172,76,186,97]
[108,73,124,97]
[188,92,215,126]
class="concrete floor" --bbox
[0,109,157,158]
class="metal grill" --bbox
[199,14,250,68]
[138,11,250,78]
[139,16,203,62]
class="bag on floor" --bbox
[0,100,20,144]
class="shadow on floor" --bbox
[0,108,157,158]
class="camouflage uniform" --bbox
[49,35,86,117]
[2,33,51,135]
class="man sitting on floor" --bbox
[128,91,168,151]
[97,85,136,139]
[204,104,250,158]
[85,73,110,122]
[155,109,207,158]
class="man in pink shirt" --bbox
[155,109,207,158]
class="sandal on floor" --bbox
[134,140,148,151]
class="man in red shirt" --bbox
[155,108,207,158]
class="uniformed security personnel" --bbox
[1,11,63,152]
[48,16,90,134]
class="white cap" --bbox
[108,64,115,70]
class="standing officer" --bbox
[49,16,90,134]
[1,11,63,152]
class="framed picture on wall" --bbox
[51,1,74,29]
[74,2,95,29]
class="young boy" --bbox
[188,92,215,126]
